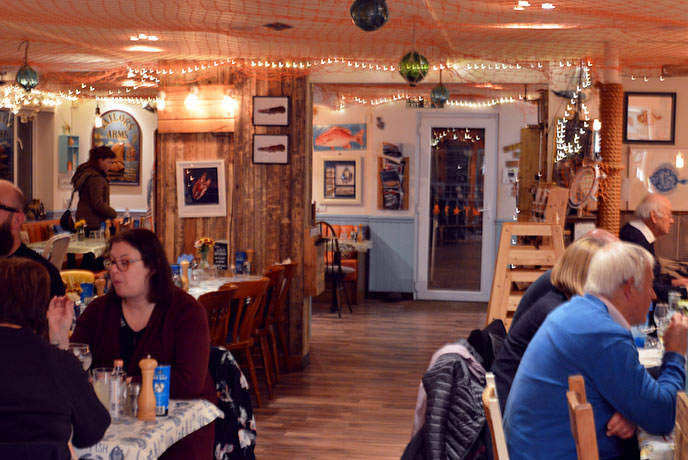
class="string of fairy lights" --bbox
[555,64,592,162]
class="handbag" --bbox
[59,189,76,233]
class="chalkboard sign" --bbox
[213,240,228,270]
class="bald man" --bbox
[0,180,65,298]
[620,193,688,302]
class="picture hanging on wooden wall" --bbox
[175,159,227,218]
[92,110,141,185]
[253,96,290,126]
[320,156,362,204]
[313,123,366,151]
[253,134,289,164]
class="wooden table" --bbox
[188,274,264,299]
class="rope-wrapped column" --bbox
[597,83,624,236]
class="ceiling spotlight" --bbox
[513,5,525,10]
[542,3,555,9]
[518,0,531,6]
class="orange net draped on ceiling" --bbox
[0,0,686,92]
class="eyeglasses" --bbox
[0,203,20,213]
[103,258,143,272]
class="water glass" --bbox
[92,367,112,409]
[68,343,92,371]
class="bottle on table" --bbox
[123,209,131,229]
[110,359,126,419]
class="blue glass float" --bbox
[16,41,39,92]
[431,83,450,107]
[398,51,429,87]
[350,0,389,32]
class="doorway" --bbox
[416,114,497,301]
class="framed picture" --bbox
[253,96,290,126]
[313,123,367,151]
[253,134,289,164]
[318,156,363,204]
[92,110,141,185]
[175,160,227,218]
[623,92,676,144]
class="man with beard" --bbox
[0,180,65,298]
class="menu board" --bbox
[213,240,228,270]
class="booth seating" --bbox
[321,224,367,304]
[20,220,59,243]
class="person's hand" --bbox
[606,412,636,439]
[662,313,688,355]
[671,277,688,287]
[47,296,74,349]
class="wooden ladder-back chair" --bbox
[316,221,353,318]
[675,392,688,460]
[197,285,237,347]
[482,372,510,460]
[219,277,269,408]
[253,265,285,400]
[273,262,297,373]
[43,233,71,269]
[567,375,599,460]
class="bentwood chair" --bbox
[60,270,95,292]
[316,221,353,318]
[219,277,269,408]
[567,375,599,460]
[198,285,237,347]
[676,392,688,460]
[253,265,285,399]
[42,233,71,269]
[272,262,298,374]
[482,372,509,460]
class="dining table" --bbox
[73,399,223,459]
[187,274,265,299]
[28,236,108,258]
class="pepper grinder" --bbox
[137,354,158,421]
[246,249,254,274]
[180,260,190,291]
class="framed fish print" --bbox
[623,92,676,144]
[253,96,290,126]
[316,156,363,205]
[253,134,289,164]
[175,160,227,218]
[313,123,367,151]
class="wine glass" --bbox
[654,303,672,350]
[68,343,92,371]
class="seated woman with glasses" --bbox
[0,258,109,459]
[49,228,217,460]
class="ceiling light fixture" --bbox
[350,0,389,32]
[542,3,555,9]
[16,41,39,92]
[125,45,163,52]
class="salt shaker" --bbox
[137,355,157,421]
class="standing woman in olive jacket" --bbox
[72,145,118,235]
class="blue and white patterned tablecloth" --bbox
[75,399,223,459]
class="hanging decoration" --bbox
[350,0,389,32]
[431,69,449,107]
[399,51,429,87]
[15,41,39,92]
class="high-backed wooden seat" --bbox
[482,372,509,460]
[675,392,688,460]
[253,265,285,400]
[274,262,298,373]
[220,278,269,408]
[197,285,237,347]
[567,375,599,460]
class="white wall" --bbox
[36,100,157,214]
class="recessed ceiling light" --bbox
[542,3,555,9]
[513,5,525,10]
[130,34,160,42]
[518,0,531,6]
[125,45,163,52]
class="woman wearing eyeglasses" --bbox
[49,229,216,460]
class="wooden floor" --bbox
[253,298,487,460]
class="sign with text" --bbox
[213,240,228,270]
[92,110,141,185]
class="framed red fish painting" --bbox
[253,96,290,126]
[313,123,367,151]
[175,159,227,218]
[253,134,289,164]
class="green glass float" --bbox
[398,51,429,87]
[16,41,39,92]
[350,0,389,32]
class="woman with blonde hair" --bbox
[491,231,615,412]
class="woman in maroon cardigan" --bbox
[51,229,216,460]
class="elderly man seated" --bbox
[504,241,687,460]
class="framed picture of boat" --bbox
[253,96,290,126]
[316,155,363,204]
[253,134,289,164]
[175,160,227,218]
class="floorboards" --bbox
[253,298,487,460]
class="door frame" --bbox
[415,112,498,301]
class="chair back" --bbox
[315,221,343,276]
[482,372,509,460]
[676,392,688,460]
[220,278,269,345]
[256,265,285,330]
[198,286,237,347]
[274,262,297,321]
[60,269,95,292]
[43,233,71,269]
[567,375,599,460]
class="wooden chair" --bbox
[60,270,95,292]
[42,233,71,269]
[253,265,285,399]
[197,285,237,347]
[273,262,297,373]
[219,277,269,408]
[482,372,509,460]
[675,392,688,460]
[316,221,353,318]
[567,375,599,460]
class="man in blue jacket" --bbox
[504,241,687,460]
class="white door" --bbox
[416,113,497,301]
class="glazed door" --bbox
[416,114,497,301]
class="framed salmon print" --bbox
[316,156,363,205]
[313,123,367,151]
[253,134,289,164]
[176,160,227,218]
[253,96,290,126]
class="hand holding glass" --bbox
[68,343,92,371]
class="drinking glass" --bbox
[654,303,672,349]
[92,367,112,409]
[68,343,92,371]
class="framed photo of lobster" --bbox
[253,134,290,164]
[253,96,290,126]
[175,160,227,218]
